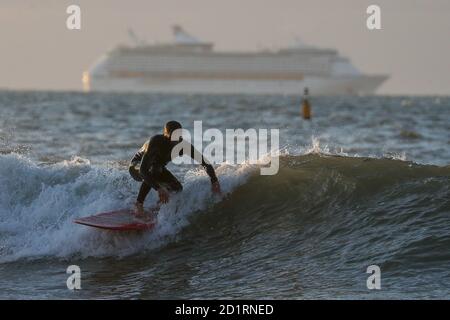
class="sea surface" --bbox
[0,91,449,299]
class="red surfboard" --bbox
[74,208,158,231]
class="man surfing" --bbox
[129,121,221,217]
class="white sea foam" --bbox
[0,137,411,263]
[0,153,254,263]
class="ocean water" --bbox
[0,90,449,299]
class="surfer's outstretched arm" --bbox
[187,143,221,194]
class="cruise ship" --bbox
[83,26,388,95]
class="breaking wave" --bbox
[0,152,449,271]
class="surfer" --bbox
[129,121,221,216]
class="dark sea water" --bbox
[0,91,449,299]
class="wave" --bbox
[189,154,450,276]
[0,152,449,267]
[0,153,252,262]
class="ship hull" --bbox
[86,74,387,95]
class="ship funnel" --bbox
[172,25,200,44]
[292,36,310,48]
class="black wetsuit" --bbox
[129,134,218,203]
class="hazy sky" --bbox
[1,0,449,94]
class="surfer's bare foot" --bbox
[134,201,145,217]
